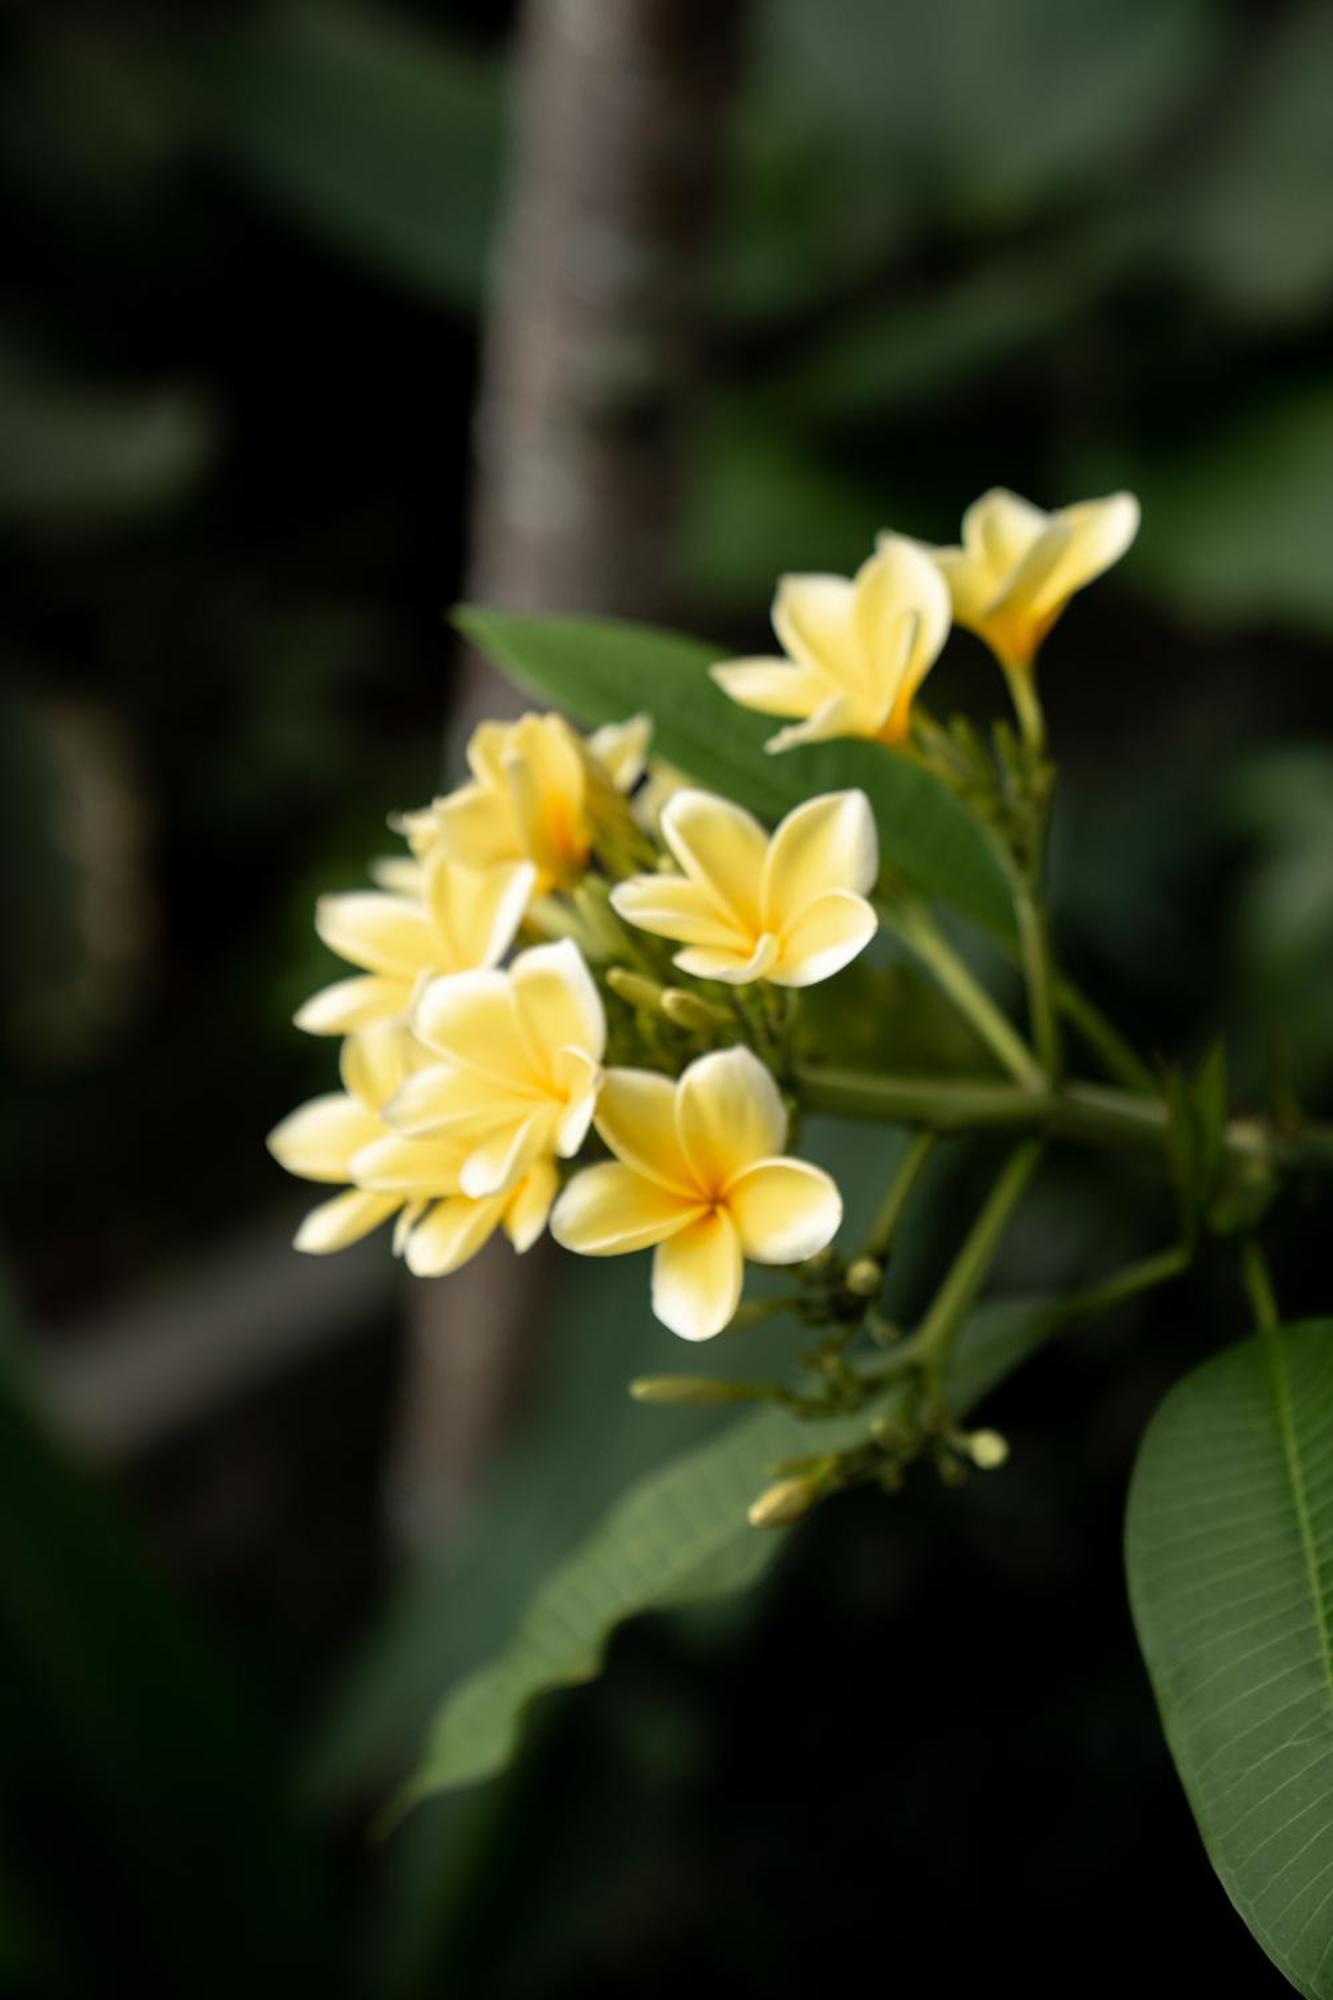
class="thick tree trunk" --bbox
[385,0,747,1549]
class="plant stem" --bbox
[1054,976,1156,1095]
[905,1143,1042,1409]
[1011,868,1061,1080]
[863,1133,936,1263]
[882,897,1044,1088]
[1241,1237,1280,1338]
[1061,1243,1191,1323]
[1002,658,1046,756]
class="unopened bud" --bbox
[660,988,732,1032]
[606,967,666,1013]
[965,1428,1010,1470]
[747,1475,822,1529]
[630,1375,772,1407]
[844,1256,883,1298]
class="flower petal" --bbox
[339,1020,414,1112]
[709,657,831,720]
[295,975,408,1035]
[761,788,878,923]
[594,1068,697,1193]
[856,538,950,701]
[672,933,780,985]
[771,573,858,680]
[610,874,742,951]
[351,1132,467,1193]
[962,488,1048,571]
[553,1047,602,1156]
[1031,491,1140,615]
[294,1188,399,1254]
[268,1094,382,1183]
[766,688,872,753]
[725,1159,842,1263]
[314,892,435,979]
[511,938,607,1072]
[384,1060,527,1135]
[588,713,652,791]
[651,1210,743,1340]
[431,780,522,871]
[503,1158,558,1252]
[402,1193,507,1276]
[659,791,767,931]
[424,854,534,970]
[677,1046,787,1192]
[552,1162,702,1255]
[414,969,541,1087]
[459,1110,552,1199]
[772,889,877,987]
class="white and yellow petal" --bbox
[294,1188,400,1254]
[651,1210,743,1341]
[594,1067,699,1192]
[294,975,409,1036]
[552,1161,703,1255]
[676,1046,787,1193]
[314,892,435,979]
[267,1093,382,1183]
[762,789,878,917]
[402,1192,508,1276]
[725,1158,842,1263]
[659,790,767,931]
[773,890,877,987]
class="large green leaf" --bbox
[1127,1319,1333,1996]
[400,1291,1060,1807]
[455,607,1014,938]
[200,1,501,308]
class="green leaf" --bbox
[455,607,1014,938]
[1127,1319,1333,1996]
[400,1291,1057,1806]
[200,0,501,308]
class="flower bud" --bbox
[660,987,732,1032]
[747,1475,823,1529]
[606,967,667,1013]
[631,1375,771,1407]
[844,1256,883,1298]
[966,1428,1010,1470]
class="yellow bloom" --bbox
[267,1022,555,1273]
[918,488,1139,672]
[294,853,534,1037]
[388,938,605,1198]
[611,787,878,986]
[710,538,950,751]
[551,1046,842,1340]
[400,711,650,892]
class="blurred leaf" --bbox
[400,1291,1063,1804]
[1107,385,1333,632]
[456,607,1015,938]
[795,956,1000,1077]
[0,346,216,525]
[1228,750,1333,1090]
[0,1288,336,1996]
[1180,6,1333,322]
[1127,1319,1333,1998]
[200,0,501,308]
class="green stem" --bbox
[906,1143,1042,1405]
[1002,657,1046,756]
[1011,868,1061,1080]
[882,897,1043,1089]
[863,1132,936,1263]
[1241,1237,1280,1339]
[1061,1242,1190,1323]
[1054,976,1156,1095]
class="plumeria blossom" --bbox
[916,488,1139,671]
[551,1046,842,1340]
[611,787,879,987]
[387,938,606,1198]
[398,711,651,893]
[710,537,950,751]
[267,1022,554,1273]
[295,852,534,1036]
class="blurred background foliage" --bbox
[3,0,1333,1992]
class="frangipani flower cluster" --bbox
[712,488,1137,751]
[270,709,866,1338]
[270,487,1138,1345]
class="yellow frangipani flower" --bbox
[399,711,651,893]
[267,1022,555,1273]
[611,787,878,986]
[916,488,1140,673]
[710,537,950,752]
[551,1046,842,1341]
[388,938,606,1198]
[294,853,534,1037]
